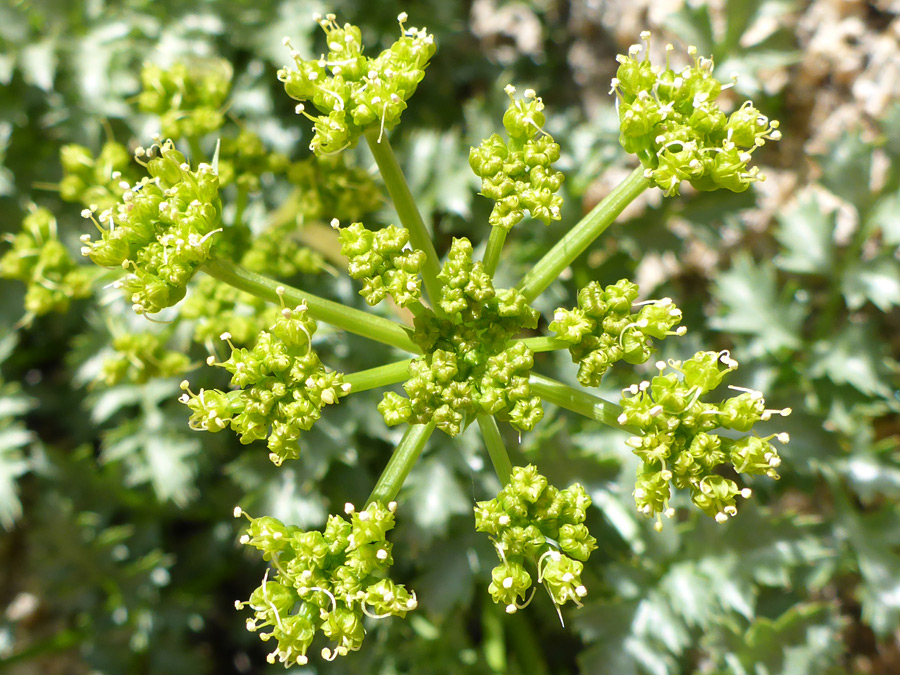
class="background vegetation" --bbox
[1,0,898,672]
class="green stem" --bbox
[364,130,444,313]
[344,359,412,394]
[477,414,513,486]
[482,226,508,278]
[515,336,570,353]
[201,258,420,354]
[367,422,435,505]
[530,373,639,434]
[517,166,650,302]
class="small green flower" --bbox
[138,60,232,140]
[234,501,417,667]
[620,351,791,528]
[180,292,349,465]
[380,238,541,436]
[0,207,92,321]
[100,331,191,386]
[80,140,223,315]
[550,279,685,387]
[475,465,596,614]
[611,33,781,196]
[469,85,565,230]
[279,12,435,156]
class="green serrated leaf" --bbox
[775,194,835,274]
[711,253,804,354]
[841,255,900,312]
[809,325,894,399]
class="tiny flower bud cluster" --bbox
[0,208,91,319]
[611,34,781,196]
[216,129,290,192]
[378,238,542,435]
[59,141,139,212]
[235,501,417,667]
[618,351,791,528]
[137,61,231,140]
[80,141,222,315]
[180,300,349,465]
[100,331,191,386]
[278,13,436,155]
[286,154,383,223]
[549,279,685,387]
[181,276,277,347]
[474,465,596,613]
[337,221,425,307]
[469,86,564,230]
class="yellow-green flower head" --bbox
[377,238,542,436]
[59,141,139,211]
[611,33,782,196]
[180,294,350,465]
[79,140,222,315]
[278,12,436,155]
[474,465,596,614]
[619,350,791,529]
[138,60,232,139]
[0,207,92,321]
[469,86,565,230]
[234,501,416,667]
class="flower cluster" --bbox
[618,350,791,528]
[611,33,782,196]
[99,331,192,386]
[549,279,685,387]
[278,13,435,155]
[379,238,542,436]
[181,276,278,347]
[59,141,139,211]
[336,221,425,307]
[286,154,383,223]
[180,293,349,465]
[217,129,290,192]
[0,207,92,319]
[137,60,231,139]
[80,140,222,315]
[469,86,564,230]
[474,465,596,613]
[235,501,417,667]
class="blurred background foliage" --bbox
[1,0,899,673]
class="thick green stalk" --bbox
[517,166,650,302]
[364,130,444,313]
[477,414,512,486]
[482,225,508,278]
[515,336,570,353]
[530,373,639,434]
[201,258,420,354]
[344,359,412,394]
[367,422,435,505]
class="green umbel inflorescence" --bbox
[0,207,92,319]
[549,279,685,387]
[138,60,232,140]
[181,276,279,347]
[612,32,781,196]
[235,501,417,667]
[618,350,791,529]
[100,331,191,386]
[469,86,565,230]
[378,238,542,436]
[278,12,435,155]
[217,129,290,192]
[59,141,140,212]
[475,465,597,613]
[180,295,349,465]
[336,221,426,307]
[80,140,223,315]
